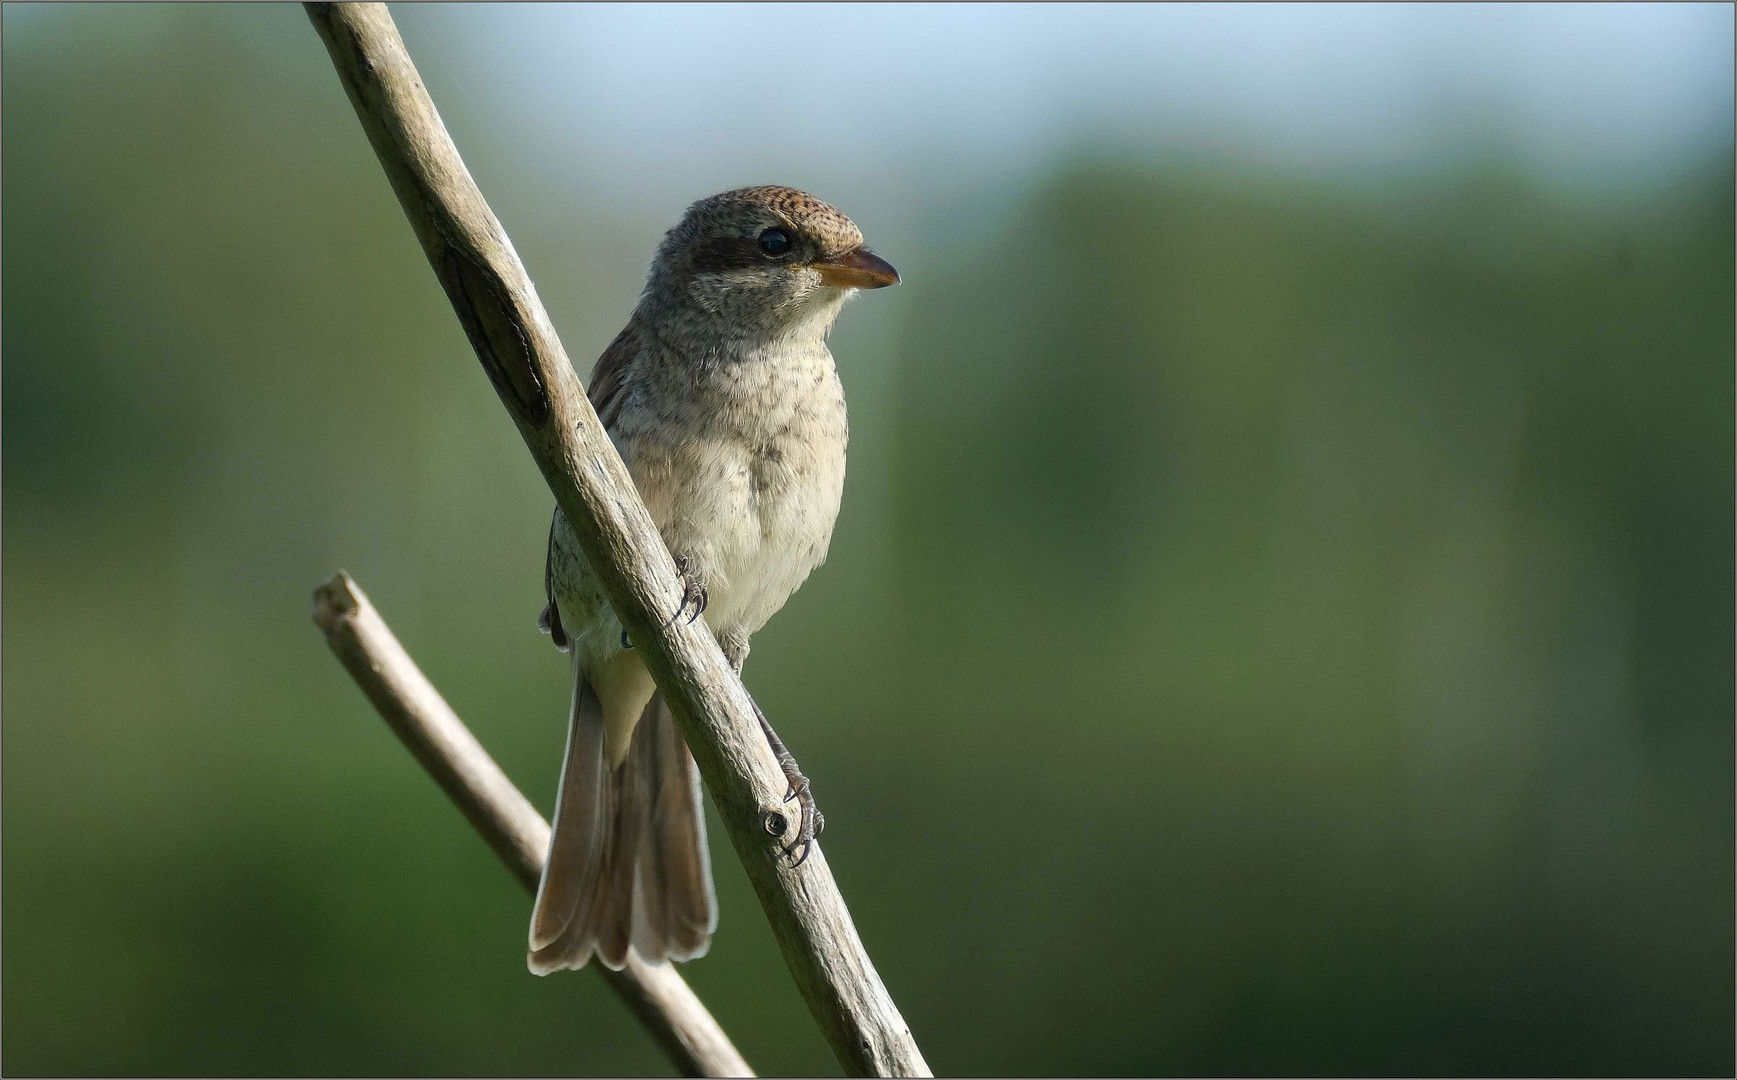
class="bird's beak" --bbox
[806,247,900,290]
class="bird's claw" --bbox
[777,766,824,867]
[621,557,706,647]
[670,555,709,626]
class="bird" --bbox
[528,186,898,974]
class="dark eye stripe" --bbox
[690,236,767,273]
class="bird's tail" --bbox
[528,661,717,974]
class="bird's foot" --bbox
[752,698,823,867]
[670,555,708,626]
[620,556,707,649]
[781,767,825,868]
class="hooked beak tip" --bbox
[809,247,899,290]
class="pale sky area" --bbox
[387,2,1733,208]
[6,2,1729,213]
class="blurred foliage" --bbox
[3,5,1731,1077]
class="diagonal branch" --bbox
[303,4,929,1077]
[313,571,752,1079]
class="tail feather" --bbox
[529,675,608,959]
[528,663,716,974]
[596,720,650,970]
[631,695,717,962]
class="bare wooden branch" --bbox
[312,571,753,1079]
[303,5,929,1076]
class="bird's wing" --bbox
[541,319,646,647]
[540,510,569,649]
[586,318,643,428]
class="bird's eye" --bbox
[758,228,791,257]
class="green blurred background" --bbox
[4,3,1731,1075]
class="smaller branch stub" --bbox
[312,571,751,1079]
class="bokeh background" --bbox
[5,3,1732,1075]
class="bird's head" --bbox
[643,186,898,342]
